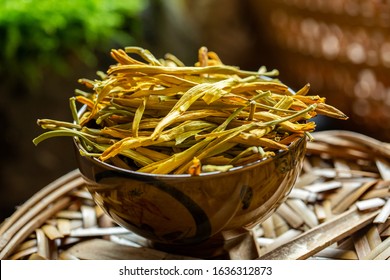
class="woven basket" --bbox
[0,130,389,260]
[251,0,390,141]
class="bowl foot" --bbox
[151,228,258,259]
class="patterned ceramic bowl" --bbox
[74,134,306,246]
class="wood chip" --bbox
[109,235,142,248]
[258,229,302,256]
[10,247,38,260]
[314,247,358,260]
[275,203,304,228]
[35,228,50,260]
[366,226,382,250]
[312,168,338,178]
[57,219,71,236]
[373,199,390,223]
[110,232,149,248]
[328,181,363,209]
[286,199,318,228]
[41,224,64,240]
[70,189,93,200]
[356,198,386,211]
[257,237,274,247]
[70,220,83,230]
[322,199,333,221]
[294,172,320,188]
[289,188,317,203]
[362,187,390,200]
[314,204,327,222]
[332,180,378,214]
[28,253,47,260]
[70,226,130,237]
[13,239,37,253]
[58,251,80,260]
[261,216,276,238]
[377,219,390,234]
[56,210,83,219]
[334,159,352,178]
[303,181,342,193]
[376,158,390,180]
[272,213,289,236]
[81,205,97,228]
[353,230,371,259]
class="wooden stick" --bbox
[257,207,379,260]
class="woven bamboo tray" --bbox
[1,130,389,260]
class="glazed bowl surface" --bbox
[74,135,306,245]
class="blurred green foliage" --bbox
[0,0,146,93]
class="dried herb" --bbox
[33,46,348,175]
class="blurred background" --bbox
[1,0,390,221]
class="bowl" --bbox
[74,134,307,246]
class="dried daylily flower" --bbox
[33,46,348,175]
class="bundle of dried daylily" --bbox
[33,46,347,175]
[1,130,389,260]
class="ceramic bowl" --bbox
[74,134,306,246]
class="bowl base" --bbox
[151,228,258,259]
